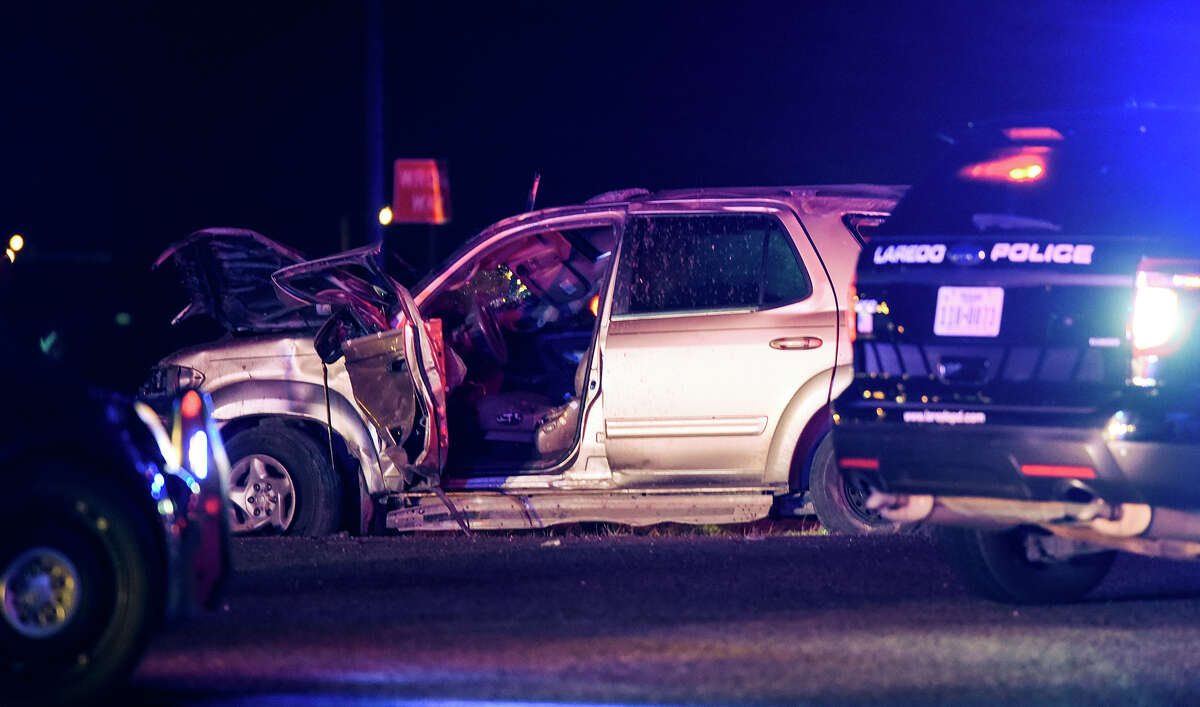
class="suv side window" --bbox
[613,213,811,316]
[842,213,887,245]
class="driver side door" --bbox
[276,247,449,485]
[340,284,449,483]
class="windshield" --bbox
[881,111,1200,240]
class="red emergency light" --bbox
[1002,126,1064,141]
[958,146,1050,184]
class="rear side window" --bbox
[613,213,811,316]
[843,213,887,244]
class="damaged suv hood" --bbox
[271,243,400,328]
[154,228,327,333]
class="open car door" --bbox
[272,246,449,487]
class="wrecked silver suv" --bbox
[146,186,903,536]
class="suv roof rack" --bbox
[584,187,650,204]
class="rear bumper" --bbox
[833,416,1200,510]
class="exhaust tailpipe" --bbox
[866,491,934,523]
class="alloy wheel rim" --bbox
[228,453,297,533]
[1,546,82,639]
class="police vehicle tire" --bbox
[0,469,160,704]
[225,425,342,536]
[809,434,902,535]
[936,525,1116,604]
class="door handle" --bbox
[769,336,823,351]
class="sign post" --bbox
[391,159,451,271]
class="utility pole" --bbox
[365,0,384,247]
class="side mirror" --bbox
[314,306,370,364]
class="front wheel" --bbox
[809,434,903,535]
[225,425,342,536]
[937,525,1116,604]
[0,471,159,703]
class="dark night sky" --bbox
[2,0,1199,386]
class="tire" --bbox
[936,525,1116,604]
[225,424,342,536]
[809,433,903,535]
[0,470,160,704]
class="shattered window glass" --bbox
[613,214,810,315]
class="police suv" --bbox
[833,108,1200,603]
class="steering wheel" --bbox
[468,296,508,365]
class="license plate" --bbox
[933,286,1004,337]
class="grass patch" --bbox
[473,516,828,539]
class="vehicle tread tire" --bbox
[809,433,902,535]
[0,468,159,704]
[226,424,342,536]
[937,525,1116,604]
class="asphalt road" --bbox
[123,526,1200,706]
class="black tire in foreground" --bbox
[0,470,160,704]
[809,434,904,535]
[224,424,342,536]
[937,525,1117,604]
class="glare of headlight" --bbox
[1131,279,1178,351]
[1104,411,1136,441]
[188,430,209,480]
[378,206,393,226]
[134,401,181,469]
[9,234,23,252]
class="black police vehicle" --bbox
[1,255,231,703]
[833,108,1200,603]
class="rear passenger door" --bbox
[601,208,838,485]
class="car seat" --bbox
[473,347,590,456]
